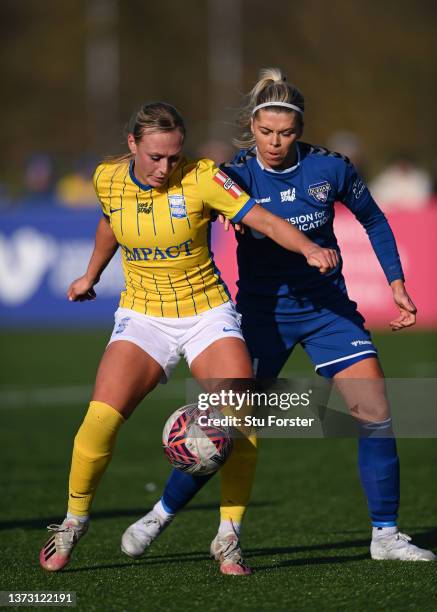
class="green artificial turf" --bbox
[0,330,436,611]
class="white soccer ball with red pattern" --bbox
[162,404,233,475]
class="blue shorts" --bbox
[241,308,377,379]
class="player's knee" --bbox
[74,401,125,457]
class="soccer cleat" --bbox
[210,531,253,575]
[371,530,436,561]
[121,511,171,558]
[39,517,88,571]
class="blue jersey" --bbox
[223,143,404,320]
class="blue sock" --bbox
[161,469,214,514]
[358,420,399,527]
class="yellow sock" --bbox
[68,401,124,516]
[219,433,257,524]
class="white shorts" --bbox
[108,301,244,381]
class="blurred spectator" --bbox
[56,158,97,207]
[22,153,56,205]
[196,140,234,165]
[327,130,368,178]
[369,155,432,212]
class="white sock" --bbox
[153,500,174,523]
[372,525,398,539]
[218,519,241,537]
[66,512,89,524]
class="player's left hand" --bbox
[217,214,245,234]
[390,280,417,331]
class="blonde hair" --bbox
[106,102,186,164]
[234,67,304,150]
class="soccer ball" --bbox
[162,404,233,475]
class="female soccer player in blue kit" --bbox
[121,70,435,571]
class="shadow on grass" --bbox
[252,553,369,569]
[323,526,437,553]
[62,536,395,574]
[406,527,437,550]
[0,501,274,531]
[247,526,437,561]
[64,527,437,574]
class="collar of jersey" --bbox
[129,160,152,191]
[255,144,301,175]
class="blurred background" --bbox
[1,0,436,335]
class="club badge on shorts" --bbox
[168,194,187,218]
[115,317,130,334]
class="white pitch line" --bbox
[0,384,94,409]
[0,381,187,409]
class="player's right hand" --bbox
[67,275,97,302]
[304,246,339,274]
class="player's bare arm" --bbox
[67,217,119,302]
[241,204,339,274]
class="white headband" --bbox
[252,101,303,115]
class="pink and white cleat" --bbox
[210,531,253,576]
[39,517,88,571]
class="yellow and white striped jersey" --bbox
[93,157,255,317]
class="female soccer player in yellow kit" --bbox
[39,101,338,574]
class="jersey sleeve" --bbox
[221,158,253,195]
[338,162,404,283]
[93,164,110,217]
[196,159,256,222]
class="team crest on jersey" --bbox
[308,181,331,203]
[168,194,187,218]
[213,170,243,200]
